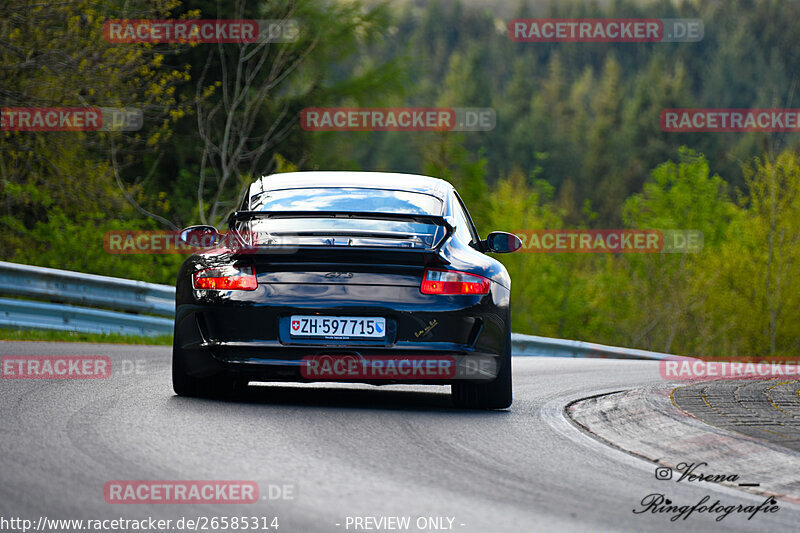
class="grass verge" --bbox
[0,327,172,345]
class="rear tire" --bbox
[451,326,512,409]
[172,336,241,399]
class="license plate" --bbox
[289,316,386,339]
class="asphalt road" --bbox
[673,379,800,451]
[1,341,797,532]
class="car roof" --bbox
[250,171,454,200]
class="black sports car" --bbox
[172,172,522,408]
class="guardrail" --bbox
[511,333,673,360]
[0,261,174,336]
[0,261,672,359]
[0,297,173,337]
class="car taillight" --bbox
[420,269,491,295]
[192,265,257,291]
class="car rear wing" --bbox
[226,210,455,251]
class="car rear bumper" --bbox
[181,341,501,385]
[175,306,504,385]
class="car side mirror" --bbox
[179,225,221,248]
[484,231,522,253]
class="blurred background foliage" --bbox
[2,0,800,357]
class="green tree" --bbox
[612,148,738,354]
[701,150,800,357]
[1,0,190,258]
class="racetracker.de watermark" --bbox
[105,230,222,254]
[509,18,703,42]
[300,107,496,131]
[1,108,142,131]
[301,355,498,380]
[103,230,300,254]
[104,481,259,504]
[660,357,800,380]
[103,19,300,44]
[103,19,299,43]
[661,108,800,132]
[1,356,112,379]
[513,230,703,253]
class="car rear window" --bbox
[241,218,447,249]
[250,187,443,215]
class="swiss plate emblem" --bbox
[291,320,301,331]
